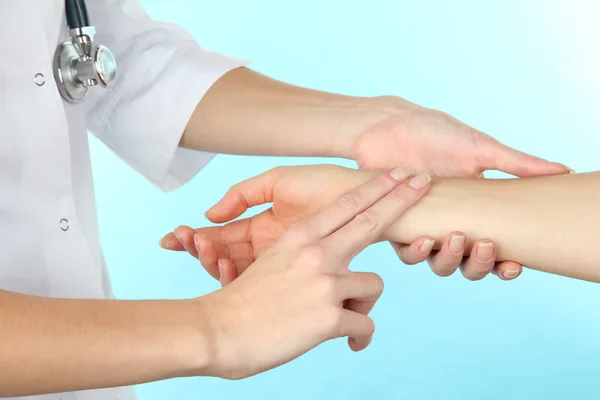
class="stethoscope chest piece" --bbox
[54,0,117,104]
[54,40,89,103]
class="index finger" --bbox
[297,166,414,242]
[321,173,431,261]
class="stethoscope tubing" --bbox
[65,0,90,30]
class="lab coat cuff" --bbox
[151,50,249,192]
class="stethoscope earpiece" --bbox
[54,0,116,104]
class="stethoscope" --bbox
[53,0,117,104]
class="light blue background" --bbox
[90,1,600,399]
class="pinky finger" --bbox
[493,261,523,281]
[394,237,436,265]
[218,259,239,287]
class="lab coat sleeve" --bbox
[84,1,248,192]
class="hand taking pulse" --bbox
[164,97,571,281]
[348,97,570,278]
[203,168,430,379]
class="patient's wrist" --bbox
[333,167,510,252]
[379,177,508,252]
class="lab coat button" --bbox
[59,218,69,231]
[34,73,45,86]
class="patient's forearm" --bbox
[347,170,600,282]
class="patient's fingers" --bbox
[492,260,523,281]
[459,240,496,281]
[218,258,240,287]
[194,233,254,281]
[159,231,186,251]
[173,225,199,257]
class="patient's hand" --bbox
[160,165,523,284]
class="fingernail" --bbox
[419,239,435,255]
[193,234,201,253]
[390,166,412,181]
[448,234,465,255]
[476,242,494,263]
[408,174,432,189]
[555,162,575,174]
[174,230,183,243]
[159,236,167,248]
[218,259,226,285]
[503,269,520,279]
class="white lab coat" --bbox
[0,1,245,399]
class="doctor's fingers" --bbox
[285,166,412,251]
[459,240,497,281]
[426,232,466,277]
[427,235,498,280]
[318,172,431,265]
[492,260,523,281]
[339,272,385,352]
[205,167,285,224]
[333,271,384,351]
[392,236,436,266]
[477,135,571,178]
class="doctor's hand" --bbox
[346,96,571,178]
[160,165,520,284]
[199,169,429,380]
[341,96,571,278]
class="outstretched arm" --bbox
[164,63,573,281]
[270,167,599,282]
[163,166,599,283]
[375,170,599,282]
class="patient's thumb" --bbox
[205,192,248,223]
[205,168,283,223]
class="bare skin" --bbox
[176,67,571,278]
[161,165,600,284]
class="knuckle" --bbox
[282,224,309,243]
[429,261,456,277]
[475,263,495,276]
[397,247,417,265]
[337,192,364,212]
[363,317,376,337]
[464,262,494,281]
[366,273,385,298]
[390,185,410,202]
[354,316,376,339]
[373,177,392,193]
[434,268,455,278]
[318,274,338,299]
[461,267,484,281]
[271,166,285,174]
[465,274,484,282]
[353,209,381,232]
[299,244,328,266]
[226,182,244,198]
